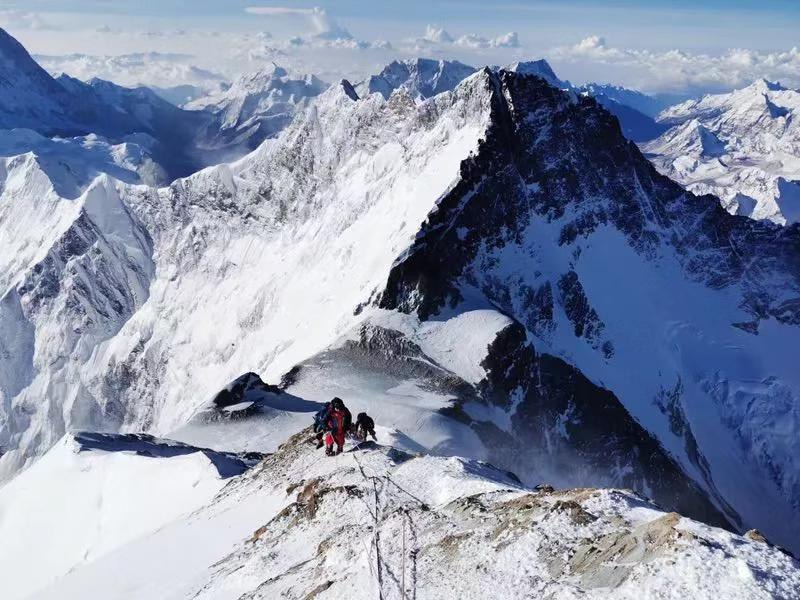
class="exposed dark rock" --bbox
[474,322,734,530]
[213,372,282,408]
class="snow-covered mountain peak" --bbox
[186,62,327,152]
[355,57,477,100]
[648,79,800,223]
[645,118,726,159]
[746,78,788,94]
[659,79,798,125]
[506,59,565,87]
[249,61,288,79]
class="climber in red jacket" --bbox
[324,397,351,456]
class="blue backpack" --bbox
[313,403,331,431]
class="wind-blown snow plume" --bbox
[4,429,799,599]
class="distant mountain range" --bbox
[644,79,800,224]
[186,63,327,154]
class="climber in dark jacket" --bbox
[312,401,332,448]
[354,412,377,441]
[324,397,351,455]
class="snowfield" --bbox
[0,433,254,599]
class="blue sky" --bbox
[3,1,800,95]
[7,0,800,49]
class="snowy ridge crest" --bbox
[4,428,798,599]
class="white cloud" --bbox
[492,32,520,49]
[410,24,520,52]
[243,5,389,51]
[0,9,56,31]
[35,52,228,90]
[554,36,800,92]
[559,35,622,60]
[454,31,519,49]
[245,6,351,40]
[424,25,453,44]
[137,29,188,39]
[244,7,313,16]
[307,7,351,40]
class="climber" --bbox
[353,412,377,442]
[312,400,332,449]
[324,397,352,456]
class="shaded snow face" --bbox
[645,80,800,224]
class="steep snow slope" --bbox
[186,64,327,153]
[0,29,78,133]
[0,75,492,480]
[0,28,217,180]
[645,80,800,224]
[0,172,155,475]
[0,432,255,600]
[17,430,800,600]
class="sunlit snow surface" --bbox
[0,433,250,599]
[0,73,491,480]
